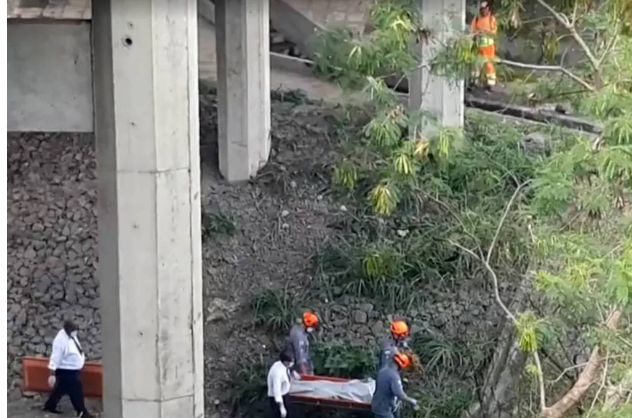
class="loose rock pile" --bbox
[7,133,100,399]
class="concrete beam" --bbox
[269,0,323,58]
[7,21,93,132]
[201,0,321,58]
[409,0,465,129]
[198,0,216,23]
[92,1,204,417]
[215,0,271,182]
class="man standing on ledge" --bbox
[43,319,93,417]
[471,1,498,91]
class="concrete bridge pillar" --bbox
[92,0,204,417]
[215,0,271,182]
[409,0,465,128]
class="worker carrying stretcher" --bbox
[372,353,418,418]
[470,1,498,90]
[378,320,410,370]
[285,311,319,375]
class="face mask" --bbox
[286,362,294,369]
[70,331,78,338]
[306,327,314,334]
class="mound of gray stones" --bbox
[7,133,101,399]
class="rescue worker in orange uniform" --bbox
[471,2,498,90]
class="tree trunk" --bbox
[463,277,531,418]
[540,310,622,418]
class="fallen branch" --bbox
[450,185,626,418]
[486,181,531,265]
[587,351,609,416]
[540,309,623,418]
[602,367,632,411]
[499,59,595,92]
[550,354,626,385]
[463,276,531,418]
[450,241,516,322]
[451,184,545,415]
[534,0,600,70]
[413,188,484,255]
[450,182,530,323]
[464,95,603,134]
[534,350,547,412]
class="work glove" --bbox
[47,375,56,388]
[280,404,287,418]
[410,398,419,407]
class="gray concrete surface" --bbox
[7,21,94,132]
[215,0,271,182]
[269,0,323,58]
[197,16,345,103]
[410,0,465,129]
[92,0,204,416]
[7,16,344,134]
[7,0,92,20]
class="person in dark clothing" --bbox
[43,320,93,417]
[285,311,319,375]
[371,353,418,418]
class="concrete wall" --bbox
[7,21,94,132]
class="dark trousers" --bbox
[374,412,398,418]
[44,369,86,415]
[373,405,400,418]
[268,395,290,418]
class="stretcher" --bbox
[288,375,373,411]
[22,356,373,411]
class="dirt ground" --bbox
[198,92,348,417]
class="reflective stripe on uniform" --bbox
[477,36,494,47]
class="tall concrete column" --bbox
[215,0,271,182]
[92,1,204,417]
[409,0,465,128]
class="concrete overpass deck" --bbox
[7,0,91,20]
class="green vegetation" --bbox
[229,353,273,415]
[310,1,632,417]
[312,342,377,379]
[251,287,301,333]
[235,1,631,416]
[201,211,239,241]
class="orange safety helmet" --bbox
[390,320,409,338]
[393,353,411,369]
[303,312,319,328]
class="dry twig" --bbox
[499,59,594,91]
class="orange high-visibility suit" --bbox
[471,13,497,86]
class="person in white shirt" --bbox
[43,320,93,418]
[267,350,300,418]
